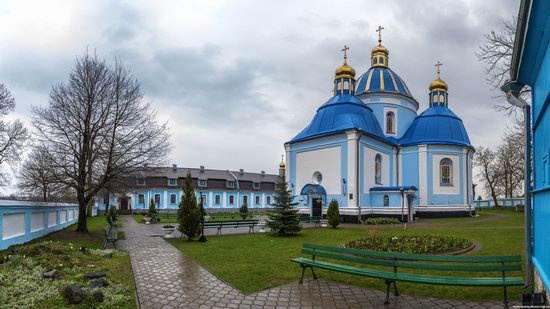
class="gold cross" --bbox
[376,25,384,45]
[341,45,350,60]
[434,61,443,78]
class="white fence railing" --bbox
[0,200,78,250]
[473,198,525,208]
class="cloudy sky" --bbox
[0,0,519,186]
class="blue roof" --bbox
[289,94,387,143]
[355,67,412,97]
[370,186,417,192]
[399,106,471,147]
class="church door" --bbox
[120,197,129,211]
[312,198,322,217]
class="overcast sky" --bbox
[0,0,519,186]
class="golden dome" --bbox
[335,45,356,79]
[429,78,448,91]
[279,155,286,168]
[372,45,389,55]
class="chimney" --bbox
[172,164,177,171]
[261,171,265,176]
[200,165,205,173]
[239,169,244,175]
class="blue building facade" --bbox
[509,0,550,299]
[95,166,278,212]
[285,34,474,222]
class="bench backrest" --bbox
[203,220,258,226]
[302,243,522,272]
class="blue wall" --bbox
[0,201,78,250]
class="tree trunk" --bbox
[76,190,89,232]
[491,191,500,208]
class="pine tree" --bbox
[177,171,202,240]
[239,204,248,219]
[148,198,157,217]
[327,199,340,228]
[266,176,302,236]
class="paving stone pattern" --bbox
[119,216,512,308]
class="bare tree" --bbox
[32,52,171,232]
[17,145,65,201]
[476,17,531,116]
[495,117,525,198]
[474,147,502,207]
[0,83,29,184]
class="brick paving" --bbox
[118,216,512,308]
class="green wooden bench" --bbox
[299,216,322,227]
[203,220,259,235]
[291,243,523,305]
[102,224,118,249]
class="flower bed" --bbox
[345,235,474,255]
[362,217,401,225]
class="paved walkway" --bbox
[119,216,512,309]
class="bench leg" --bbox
[101,240,106,250]
[503,286,508,307]
[113,241,117,250]
[384,280,391,304]
[310,266,318,279]
[393,281,399,296]
[299,265,307,283]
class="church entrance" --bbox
[312,198,323,217]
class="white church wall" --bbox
[431,154,460,195]
[295,146,341,195]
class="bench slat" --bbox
[301,249,521,272]
[291,258,524,287]
[303,243,521,263]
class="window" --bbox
[312,171,323,185]
[170,194,176,204]
[200,195,207,205]
[383,195,389,207]
[154,194,160,205]
[215,195,221,205]
[253,182,261,190]
[229,195,235,205]
[198,179,207,187]
[375,154,382,184]
[373,57,378,65]
[136,178,146,186]
[386,111,395,134]
[138,194,144,204]
[243,195,248,205]
[440,158,453,185]
[103,194,109,205]
[168,178,177,186]
[266,196,271,205]
[255,195,261,205]
[226,181,235,189]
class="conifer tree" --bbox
[327,199,340,228]
[148,198,157,217]
[266,176,302,236]
[177,171,201,240]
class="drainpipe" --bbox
[466,148,473,217]
[357,132,361,223]
[501,82,532,288]
[396,147,400,186]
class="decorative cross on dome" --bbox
[341,45,350,61]
[376,25,384,45]
[435,61,443,78]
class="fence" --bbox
[0,200,79,250]
[473,198,525,209]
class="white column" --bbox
[346,130,359,208]
[285,144,291,181]
[262,193,266,207]
[419,145,428,206]
[397,147,402,186]
[163,190,168,209]
[462,148,469,205]
[222,192,227,208]
[209,192,213,207]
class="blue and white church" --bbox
[284,29,475,222]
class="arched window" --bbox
[243,195,248,205]
[386,112,395,134]
[440,158,453,185]
[383,195,389,206]
[375,154,382,184]
[373,57,378,65]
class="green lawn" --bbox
[168,208,525,301]
[1,215,136,308]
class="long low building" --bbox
[95,165,279,212]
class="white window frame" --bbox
[136,178,146,186]
[226,181,235,189]
[198,179,208,187]
[168,178,177,186]
[253,182,261,190]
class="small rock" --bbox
[63,284,85,304]
[43,269,63,279]
[84,271,106,280]
[87,278,109,289]
[101,253,113,259]
[92,290,104,303]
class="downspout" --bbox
[357,132,361,223]
[524,104,532,289]
[466,148,473,217]
[396,147,400,185]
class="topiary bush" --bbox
[239,204,248,219]
[326,199,340,228]
[362,217,401,225]
[345,235,473,254]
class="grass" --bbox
[168,208,525,301]
[0,215,136,308]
